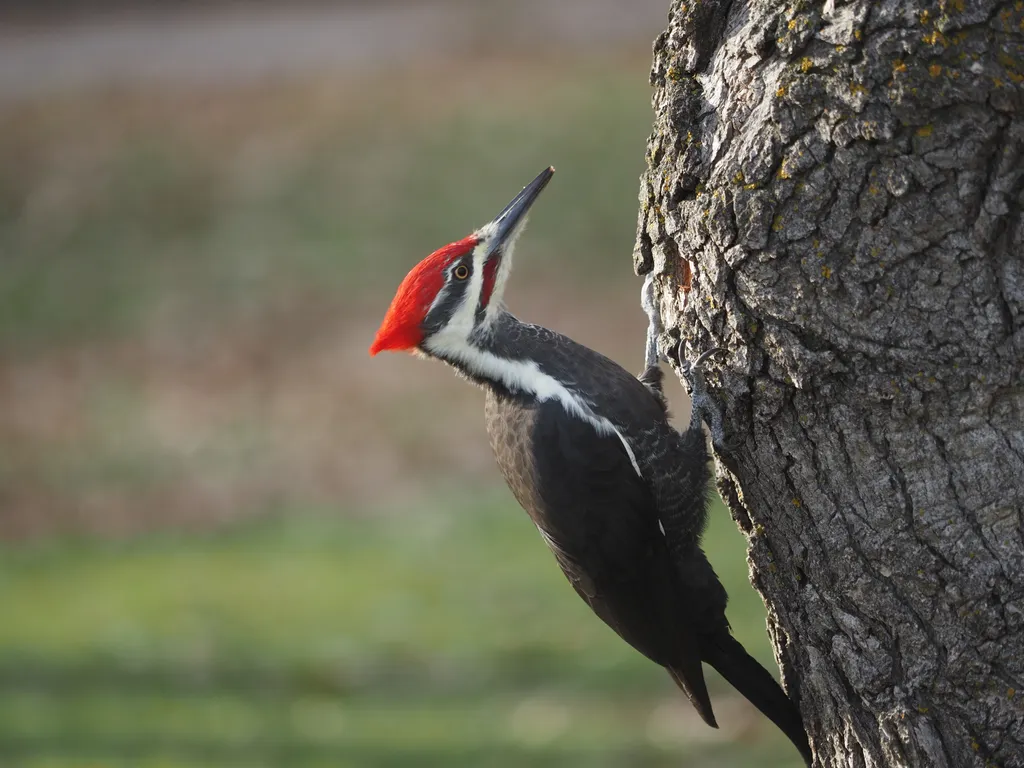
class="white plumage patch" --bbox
[423,335,643,479]
[615,431,643,479]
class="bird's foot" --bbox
[677,342,734,454]
[641,273,664,370]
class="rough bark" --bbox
[634,1,1024,766]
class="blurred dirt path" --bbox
[0,0,668,102]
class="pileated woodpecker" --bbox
[370,168,811,765]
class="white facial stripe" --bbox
[475,218,528,330]
[423,335,642,478]
[427,251,485,350]
[470,238,490,293]
[487,222,520,321]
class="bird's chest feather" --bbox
[484,390,659,571]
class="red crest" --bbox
[369,236,478,355]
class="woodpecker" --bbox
[369,168,811,765]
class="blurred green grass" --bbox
[0,494,800,768]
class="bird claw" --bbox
[678,345,727,383]
[677,342,732,454]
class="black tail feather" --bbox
[703,633,812,767]
[666,662,718,728]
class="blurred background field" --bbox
[0,2,799,766]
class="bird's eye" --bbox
[453,265,470,280]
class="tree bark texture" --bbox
[634,1,1024,766]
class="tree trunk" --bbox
[634,1,1024,766]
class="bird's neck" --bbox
[426,312,557,400]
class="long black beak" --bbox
[492,167,554,244]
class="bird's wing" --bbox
[523,400,715,723]
[535,331,716,567]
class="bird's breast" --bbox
[483,389,546,516]
[482,389,654,544]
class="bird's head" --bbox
[369,167,553,358]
